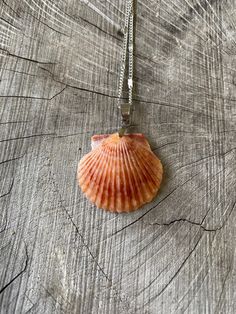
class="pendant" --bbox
[77,133,163,213]
[76,2,160,212]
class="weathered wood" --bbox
[0,0,236,313]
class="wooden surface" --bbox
[0,0,236,313]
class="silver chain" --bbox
[118,0,134,132]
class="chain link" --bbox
[117,0,134,130]
[117,1,131,100]
[128,7,133,105]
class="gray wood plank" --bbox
[0,0,236,313]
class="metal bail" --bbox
[119,103,131,128]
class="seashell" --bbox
[77,133,163,213]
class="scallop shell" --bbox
[77,133,163,213]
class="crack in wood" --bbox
[0,133,55,144]
[112,172,200,235]
[0,16,21,30]
[39,67,222,120]
[50,86,67,100]
[0,155,24,166]
[0,120,32,125]
[0,85,67,100]
[177,147,236,171]
[2,0,20,17]
[0,47,55,65]
[25,9,70,37]
[0,67,39,77]
[39,67,119,100]
[57,0,123,42]
[0,214,7,234]
[152,141,178,151]
[47,162,111,282]
[113,171,235,236]
[0,242,28,295]
[153,234,203,300]
[61,203,111,282]
[0,179,14,199]
[149,218,222,232]
[214,254,234,313]
[45,158,134,311]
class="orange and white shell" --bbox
[77,133,163,213]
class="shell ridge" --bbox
[121,140,134,211]
[102,145,114,210]
[130,142,163,194]
[118,141,127,212]
[130,147,157,200]
[121,140,138,211]
[78,148,103,184]
[79,147,100,170]
[122,140,145,209]
[135,148,162,186]
[113,142,120,211]
[93,145,111,208]
[119,140,131,211]
[87,146,111,203]
[109,143,117,211]
[126,146,153,206]
[78,148,106,195]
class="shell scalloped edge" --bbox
[77,133,163,213]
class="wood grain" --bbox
[0,0,236,313]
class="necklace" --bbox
[117,0,134,134]
[77,0,163,213]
